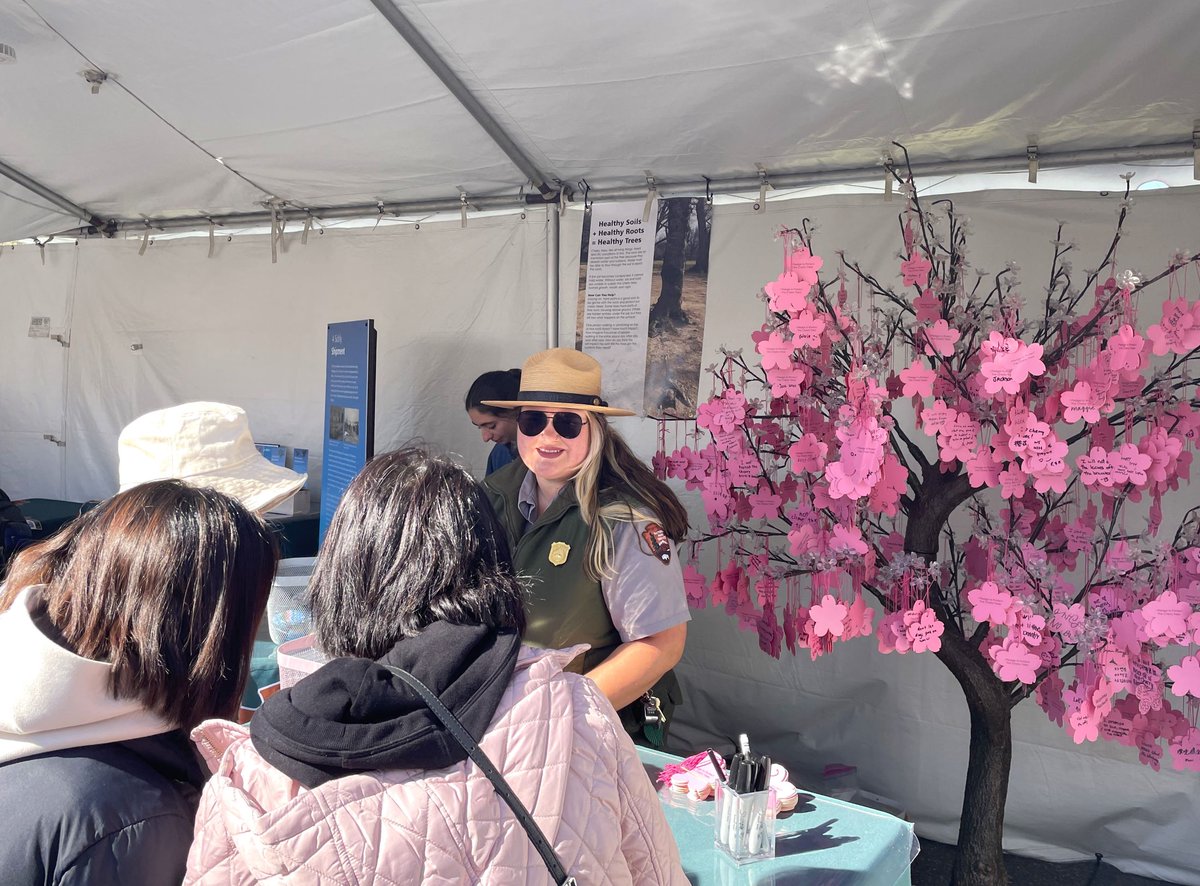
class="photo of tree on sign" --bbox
[577,197,712,418]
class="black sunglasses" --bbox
[517,410,585,439]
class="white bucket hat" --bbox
[118,402,306,515]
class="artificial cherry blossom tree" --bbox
[660,149,1200,885]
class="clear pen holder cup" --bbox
[714,783,776,864]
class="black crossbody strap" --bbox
[383,665,577,886]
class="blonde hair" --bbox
[571,413,688,580]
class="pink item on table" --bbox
[774,782,799,812]
[686,771,713,801]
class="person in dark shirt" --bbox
[465,368,522,474]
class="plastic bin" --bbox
[277,634,330,688]
[267,557,316,644]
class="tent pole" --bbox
[104,193,549,233]
[367,0,559,199]
[57,139,1189,238]
[0,158,106,231]
[546,206,560,348]
[578,142,1193,202]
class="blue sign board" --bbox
[319,320,376,543]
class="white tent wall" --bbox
[0,244,73,498]
[0,211,549,501]
[655,188,1198,884]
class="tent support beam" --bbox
[546,207,560,347]
[0,158,110,233]
[55,139,1190,238]
[578,142,1195,202]
[101,192,553,234]
[367,0,559,199]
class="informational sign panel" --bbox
[319,319,376,544]
[578,197,711,418]
[580,199,657,414]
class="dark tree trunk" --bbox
[945,654,1012,886]
[905,470,1011,886]
[692,199,711,275]
[650,198,690,326]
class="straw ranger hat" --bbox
[482,348,635,416]
[118,402,306,515]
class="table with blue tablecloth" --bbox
[637,747,918,886]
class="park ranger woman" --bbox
[483,348,689,746]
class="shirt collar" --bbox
[517,472,575,525]
[517,470,539,524]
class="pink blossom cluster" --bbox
[665,222,1200,771]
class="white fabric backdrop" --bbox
[0,210,550,501]
[0,243,73,496]
[657,188,1200,884]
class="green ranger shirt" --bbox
[483,462,689,730]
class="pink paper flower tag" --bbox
[1076,446,1115,488]
[756,330,795,371]
[789,433,828,473]
[904,601,945,653]
[979,333,1047,396]
[899,361,937,398]
[989,637,1042,684]
[968,581,1017,626]
[683,565,708,609]
[920,399,957,435]
[748,491,783,521]
[1167,655,1200,699]
[1105,324,1146,371]
[767,366,808,398]
[913,288,941,323]
[788,309,826,348]
[809,594,848,638]
[825,422,887,500]
[765,272,811,314]
[922,319,961,358]
[1141,591,1192,646]
[901,252,933,287]
[1060,381,1106,424]
[787,248,824,285]
[1146,298,1200,356]
[937,413,981,462]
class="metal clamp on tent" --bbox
[642,172,657,223]
[1028,142,1039,183]
[755,164,770,211]
[1193,123,1199,180]
[458,188,470,228]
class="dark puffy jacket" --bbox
[0,730,206,885]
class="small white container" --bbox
[276,634,330,688]
[714,783,776,864]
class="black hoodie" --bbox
[250,621,520,788]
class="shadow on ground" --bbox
[911,839,1184,885]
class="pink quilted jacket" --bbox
[185,645,688,885]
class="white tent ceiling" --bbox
[0,0,1197,242]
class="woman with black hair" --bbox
[465,368,522,474]
[186,448,686,885]
[0,480,278,885]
